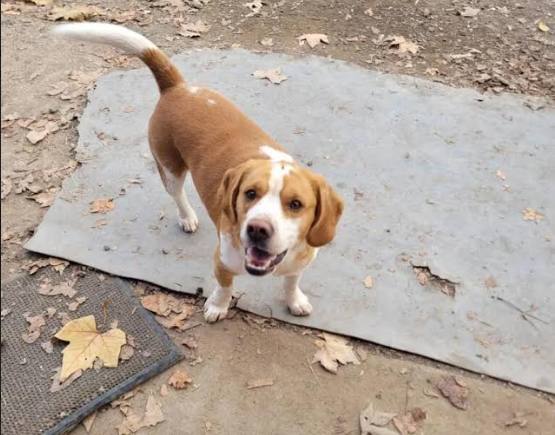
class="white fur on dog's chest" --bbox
[219,232,244,274]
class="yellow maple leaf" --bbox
[55,315,126,381]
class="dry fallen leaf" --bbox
[48,5,104,21]
[360,402,397,435]
[67,296,88,312]
[416,271,428,286]
[26,0,54,6]
[298,33,329,48]
[160,384,169,397]
[252,68,288,85]
[423,388,440,398]
[89,198,115,214]
[484,276,498,289]
[504,412,529,428]
[141,292,193,317]
[111,391,135,409]
[537,20,550,33]
[141,293,176,316]
[356,346,368,362]
[25,257,69,275]
[57,311,72,326]
[363,275,374,288]
[312,332,359,373]
[55,315,126,381]
[179,20,210,37]
[386,35,419,54]
[459,6,480,18]
[260,37,274,47]
[392,408,426,435]
[1,178,12,200]
[247,378,274,389]
[30,191,56,208]
[117,394,164,435]
[522,208,544,222]
[41,340,54,354]
[435,376,469,410]
[1,3,21,15]
[22,312,46,344]
[68,69,104,86]
[39,279,77,298]
[26,121,59,144]
[47,81,69,96]
[82,411,97,433]
[181,336,198,349]
[119,344,135,361]
[495,169,506,181]
[168,369,192,389]
[50,366,82,392]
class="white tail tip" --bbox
[52,22,156,56]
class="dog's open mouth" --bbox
[245,247,287,276]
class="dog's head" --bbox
[217,159,343,276]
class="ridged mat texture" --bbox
[0,271,181,435]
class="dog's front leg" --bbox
[283,273,313,316]
[204,252,234,323]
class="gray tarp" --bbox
[26,50,555,393]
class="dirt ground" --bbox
[1,0,554,434]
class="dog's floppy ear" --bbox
[217,161,251,224]
[307,175,344,247]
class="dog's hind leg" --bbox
[154,158,199,233]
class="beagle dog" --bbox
[54,23,343,322]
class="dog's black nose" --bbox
[247,219,274,242]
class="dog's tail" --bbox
[52,23,184,93]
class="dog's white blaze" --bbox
[207,98,216,105]
[189,86,200,94]
[242,162,300,255]
[219,232,244,274]
[260,145,293,163]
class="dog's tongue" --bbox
[247,247,273,267]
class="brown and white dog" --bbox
[54,23,343,322]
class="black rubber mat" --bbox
[1,270,182,435]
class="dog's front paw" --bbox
[287,290,313,316]
[179,213,199,233]
[204,296,229,323]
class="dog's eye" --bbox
[289,199,302,211]
[245,189,257,200]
